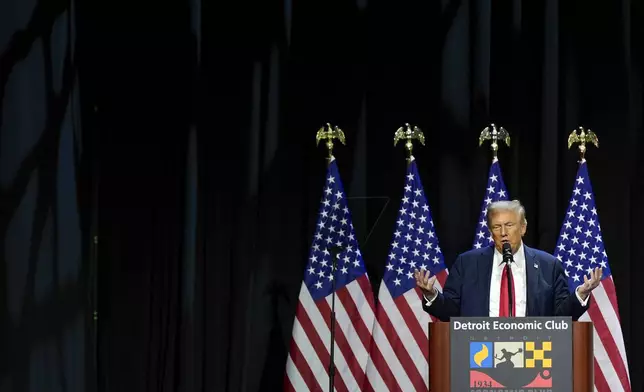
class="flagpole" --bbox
[315,123,346,392]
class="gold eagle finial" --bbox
[568,126,598,161]
[479,123,510,160]
[394,123,425,162]
[315,123,346,161]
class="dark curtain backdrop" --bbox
[2,0,642,391]
[0,0,90,390]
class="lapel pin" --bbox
[534,262,539,269]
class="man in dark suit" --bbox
[414,200,602,321]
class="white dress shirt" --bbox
[490,243,527,316]
[423,242,589,314]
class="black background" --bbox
[1,0,642,391]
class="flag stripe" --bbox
[285,351,317,392]
[363,332,397,391]
[316,295,363,390]
[356,274,376,313]
[371,284,431,390]
[372,311,422,391]
[336,276,375,352]
[295,308,345,391]
[580,311,621,392]
[601,276,621,322]
[320,298,364,392]
[379,287,428,389]
[362,379,376,392]
[287,339,321,391]
[587,301,630,391]
[291,314,329,390]
[345,282,394,391]
[592,280,629,378]
[377,304,426,390]
[403,289,431,339]
[592,358,612,392]
[396,293,429,359]
[343,277,383,391]
[298,289,352,392]
[323,283,373,390]
[590,319,626,392]
[283,370,296,392]
[339,279,382,391]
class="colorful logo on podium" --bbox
[469,341,553,388]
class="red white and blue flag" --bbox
[284,159,376,391]
[365,159,449,391]
[553,160,631,392]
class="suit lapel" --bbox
[481,246,494,315]
[524,245,539,316]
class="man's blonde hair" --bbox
[486,199,527,227]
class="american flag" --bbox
[365,160,449,391]
[553,160,631,392]
[284,159,376,392]
[473,158,509,249]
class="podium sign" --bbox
[450,317,572,391]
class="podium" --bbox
[429,318,593,392]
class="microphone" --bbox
[502,242,514,265]
[501,242,514,317]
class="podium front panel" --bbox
[449,317,573,391]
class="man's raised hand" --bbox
[577,266,603,299]
[414,268,437,296]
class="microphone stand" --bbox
[505,260,514,317]
[329,247,340,392]
[502,244,514,318]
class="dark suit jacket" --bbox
[422,244,590,321]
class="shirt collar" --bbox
[494,241,525,268]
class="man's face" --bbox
[488,209,526,254]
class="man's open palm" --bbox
[414,269,437,296]
[578,266,603,297]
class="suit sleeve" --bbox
[421,256,463,321]
[553,258,590,320]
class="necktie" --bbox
[499,263,515,317]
